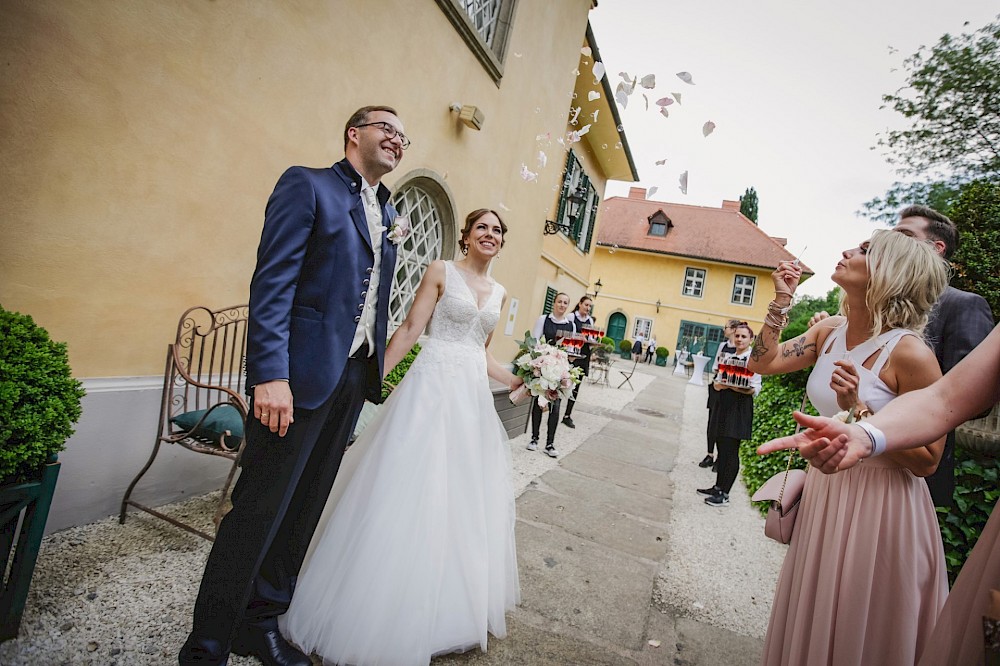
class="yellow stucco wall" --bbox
[0,0,595,377]
[589,246,774,353]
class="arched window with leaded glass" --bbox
[387,172,456,331]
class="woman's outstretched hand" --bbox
[757,411,872,473]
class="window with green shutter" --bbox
[543,287,557,315]
[556,150,598,252]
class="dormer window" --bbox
[647,210,672,237]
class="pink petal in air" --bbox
[702,121,716,137]
[676,71,695,84]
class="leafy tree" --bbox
[863,15,1000,221]
[739,186,759,224]
[878,16,1000,181]
[948,180,1000,321]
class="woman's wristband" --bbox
[854,421,887,458]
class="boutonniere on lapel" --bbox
[385,215,411,245]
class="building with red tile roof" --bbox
[589,187,814,359]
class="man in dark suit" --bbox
[179,105,408,666]
[894,205,993,507]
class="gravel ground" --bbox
[652,381,787,639]
[0,365,785,665]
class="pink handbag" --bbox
[752,467,807,544]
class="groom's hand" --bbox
[254,380,294,437]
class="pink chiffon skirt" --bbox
[761,458,947,666]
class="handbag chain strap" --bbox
[776,393,810,506]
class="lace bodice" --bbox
[425,261,504,349]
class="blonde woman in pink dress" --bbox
[748,230,949,665]
[760,322,1000,666]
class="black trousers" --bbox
[714,436,741,494]
[531,397,561,445]
[563,382,582,417]
[705,389,719,455]
[179,356,371,665]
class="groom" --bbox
[179,105,408,665]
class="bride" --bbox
[279,208,523,665]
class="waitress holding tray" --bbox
[562,295,598,429]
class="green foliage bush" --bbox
[655,346,669,359]
[619,339,632,353]
[600,336,615,352]
[381,342,421,401]
[0,306,85,483]
[939,447,998,583]
[949,180,1000,323]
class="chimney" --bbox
[628,187,647,199]
[721,200,740,211]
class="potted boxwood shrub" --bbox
[655,346,670,366]
[618,339,633,359]
[0,305,85,640]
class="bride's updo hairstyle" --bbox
[459,209,508,255]
[840,229,948,337]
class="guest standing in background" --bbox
[528,293,574,457]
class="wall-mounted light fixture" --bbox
[544,185,588,235]
[655,299,661,313]
[590,278,603,298]
[449,103,485,130]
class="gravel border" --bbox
[653,381,787,638]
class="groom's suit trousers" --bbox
[179,354,373,665]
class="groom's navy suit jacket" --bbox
[246,159,398,409]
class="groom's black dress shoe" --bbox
[231,629,311,666]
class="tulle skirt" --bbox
[279,339,520,665]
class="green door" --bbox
[607,312,627,345]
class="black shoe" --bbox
[696,486,719,496]
[698,455,714,468]
[232,629,311,666]
[544,444,559,458]
[704,491,730,507]
[711,462,718,473]
[562,416,576,429]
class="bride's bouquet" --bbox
[509,333,584,409]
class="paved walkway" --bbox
[0,361,778,665]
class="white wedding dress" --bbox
[280,261,520,666]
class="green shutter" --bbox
[543,287,557,315]
[555,151,575,234]
[583,189,598,252]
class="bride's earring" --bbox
[461,244,468,255]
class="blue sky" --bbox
[590,0,998,297]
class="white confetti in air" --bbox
[678,171,689,194]
[581,46,592,57]
[655,159,667,165]
[556,137,566,147]
[535,132,551,142]
[642,94,649,111]
[640,74,656,89]
[702,121,716,137]
[659,107,669,119]
[498,202,511,211]
[577,124,591,136]
[569,106,581,125]
[647,186,658,198]
[520,164,538,182]
[655,97,674,107]
[610,244,618,254]
[591,109,599,122]
[588,90,600,101]
[592,61,606,81]
[566,131,582,144]
[615,89,629,108]
[537,151,547,168]
[676,71,695,84]
[672,92,682,104]
[513,52,522,58]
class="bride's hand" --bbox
[509,375,524,392]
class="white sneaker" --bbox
[544,445,559,458]
[527,439,538,451]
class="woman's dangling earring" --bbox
[461,244,468,255]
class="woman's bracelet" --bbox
[764,311,788,330]
[855,421,887,458]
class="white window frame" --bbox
[682,267,706,298]
[633,317,653,340]
[731,274,756,306]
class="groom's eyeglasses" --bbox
[354,122,411,149]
